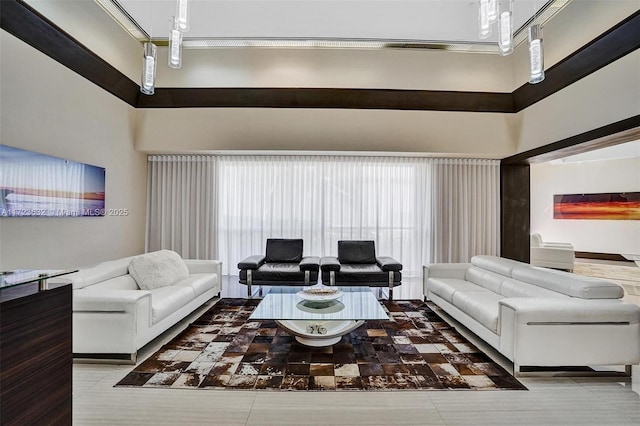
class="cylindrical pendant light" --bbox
[176,0,189,32]
[498,1,513,56]
[479,0,492,39]
[488,0,498,23]
[528,24,545,84]
[168,17,182,69]
[140,42,157,95]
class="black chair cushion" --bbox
[337,263,384,280]
[239,263,319,283]
[321,265,402,286]
[265,238,303,263]
[337,240,376,264]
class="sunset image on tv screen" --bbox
[0,145,105,217]
[553,192,640,220]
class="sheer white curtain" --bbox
[146,155,217,260]
[145,154,500,274]
[424,158,500,263]
[218,155,429,276]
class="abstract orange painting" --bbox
[554,192,640,220]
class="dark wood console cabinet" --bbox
[0,283,72,425]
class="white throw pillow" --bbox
[128,250,189,290]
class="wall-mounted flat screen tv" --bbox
[0,145,105,217]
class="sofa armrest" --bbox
[423,263,471,280]
[184,259,222,274]
[73,289,151,313]
[320,256,341,272]
[300,256,320,272]
[530,246,574,260]
[541,242,574,248]
[499,298,640,324]
[376,257,402,272]
[238,255,266,270]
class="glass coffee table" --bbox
[249,286,389,347]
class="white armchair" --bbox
[530,233,575,271]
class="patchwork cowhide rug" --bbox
[116,298,526,391]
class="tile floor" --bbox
[73,263,640,425]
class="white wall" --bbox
[26,0,639,93]
[531,157,640,255]
[27,0,516,92]
[0,31,147,270]
[156,47,516,92]
[513,50,640,153]
[135,108,515,156]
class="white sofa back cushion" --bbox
[65,257,135,290]
[465,266,507,294]
[512,266,624,299]
[500,278,568,299]
[471,255,527,277]
[84,275,139,291]
[129,250,189,290]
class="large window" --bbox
[218,156,427,276]
[148,154,500,277]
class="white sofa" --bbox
[530,233,575,271]
[424,255,640,375]
[63,250,222,362]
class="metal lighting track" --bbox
[94,0,571,53]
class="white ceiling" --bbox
[112,0,556,44]
[558,141,640,163]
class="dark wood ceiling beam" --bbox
[0,0,139,107]
[502,115,640,165]
[513,10,640,111]
[137,87,514,112]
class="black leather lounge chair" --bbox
[237,238,320,297]
[320,240,402,300]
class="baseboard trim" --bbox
[73,353,136,364]
[575,252,633,262]
[516,365,631,378]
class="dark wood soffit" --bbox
[136,87,514,112]
[513,10,640,111]
[0,0,139,107]
[501,115,640,165]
